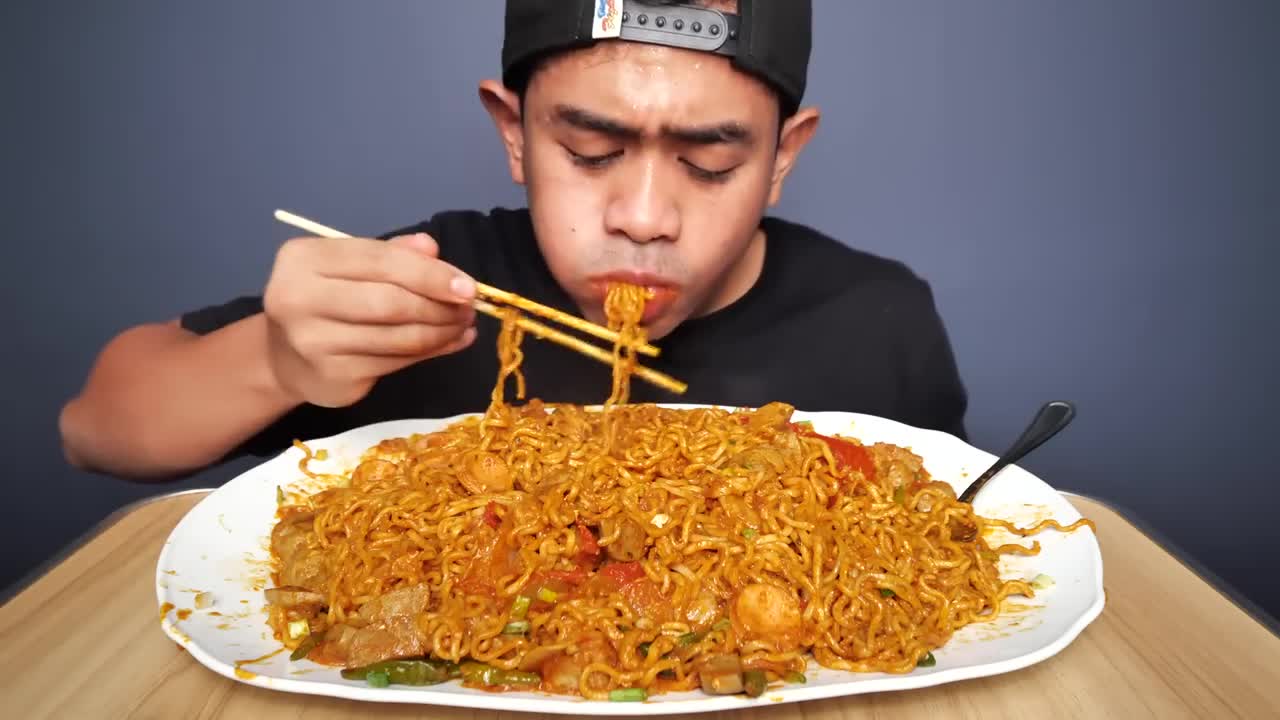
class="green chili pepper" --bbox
[366,670,390,688]
[460,662,540,686]
[289,632,318,661]
[340,659,453,686]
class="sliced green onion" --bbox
[784,671,807,684]
[677,631,705,647]
[276,486,285,505]
[637,641,652,657]
[502,620,530,635]
[366,670,390,688]
[917,651,936,667]
[287,619,310,640]
[609,688,647,702]
[711,618,732,632]
[742,528,757,539]
[880,588,896,598]
[743,670,768,697]
[510,595,531,619]
[537,587,559,603]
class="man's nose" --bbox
[603,156,680,245]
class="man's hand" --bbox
[262,232,478,407]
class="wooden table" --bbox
[3,490,1277,719]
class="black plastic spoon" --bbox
[958,401,1076,505]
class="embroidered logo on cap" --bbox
[592,0,623,39]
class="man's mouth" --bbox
[586,272,680,325]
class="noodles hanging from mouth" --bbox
[264,282,1095,702]
[602,283,652,409]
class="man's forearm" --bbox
[59,314,301,479]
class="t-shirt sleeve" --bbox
[899,281,970,441]
[180,295,265,336]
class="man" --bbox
[59,0,968,480]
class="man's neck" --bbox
[693,226,768,319]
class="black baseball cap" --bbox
[501,0,812,115]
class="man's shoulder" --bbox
[380,206,539,284]
[761,215,934,304]
[382,206,532,246]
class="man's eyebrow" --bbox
[553,104,754,146]
[554,105,641,139]
[665,122,752,146]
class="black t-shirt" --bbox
[182,207,969,458]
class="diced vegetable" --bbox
[743,669,768,698]
[483,501,501,529]
[711,618,732,632]
[287,619,310,640]
[263,586,326,608]
[609,688,647,702]
[784,671,806,684]
[536,587,559,603]
[276,486,285,505]
[880,588,896,598]
[699,654,744,695]
[637,642,652,657]
[502,620,530,635]
[917,651,937,667]
[511,595,532,619]
[1030,573,1055,590]
[742,528,757,539]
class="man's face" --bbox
[481,40,818,340]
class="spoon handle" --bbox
[958,401,1076,504]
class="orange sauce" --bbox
[159,602,174,621]
[176,609,192,620]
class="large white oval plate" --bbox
[156,406,1104,715]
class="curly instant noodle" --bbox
[265,283,1093,701]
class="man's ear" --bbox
[767,106,821,206]
[478,79,526,185]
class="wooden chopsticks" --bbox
[272,210,687,395]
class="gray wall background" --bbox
[4,1,1277,620]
